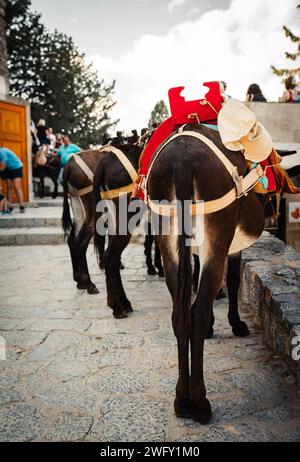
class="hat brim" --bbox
[242,122,273,163]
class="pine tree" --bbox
[6,0,118,148]
[148,100,169,129]
[272,4,300,78]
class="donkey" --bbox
[62,142,143,298]
[146,123,266,423]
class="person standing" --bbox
[0,147,25,213]
[279,76,299,103]
[47,127,56,152]
[56,135,81,183]
[246,84,267,102]
[36,119,50,147]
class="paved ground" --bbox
[0,243,300,442]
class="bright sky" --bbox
[32,0,300,133]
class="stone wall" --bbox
[247,102,300,146]
[240,232,300,390]
[247,102,300,252]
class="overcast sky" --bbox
[31,0,300,132]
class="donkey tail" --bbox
[61,166,72,239]
[93,163,106,266]
[175,163,193,342]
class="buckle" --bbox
[232,167,245,197]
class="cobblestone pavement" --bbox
[0,244,300,442]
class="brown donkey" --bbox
[146,124,265,423]
[62,149,103,294]
[62,142,143,301]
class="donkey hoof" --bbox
[206,327,214,339]
[87,285,99,295]
[158,270,165,278]
[232,321,250,337]
[77,283,87,290]
[147,266,157,276]
[174,398,190,419]
[191,399,212,424]
[126,304,133,314]
[113,310,128,319]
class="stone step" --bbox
[0,227,65,246]
[0,216,61,228]
[0,207,62,229]
[33,198,63,208]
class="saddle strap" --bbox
[69,147,137,198]
[100,183,135,200]
[73,154,94,182]
[145,130,240,196]
[100,146,138,183]
[146,131,265,215]
[69,184,93,197]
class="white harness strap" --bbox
[146,130,265,216]
[100,146,138,183]
[69,147,138,199]
[73,154,95,182]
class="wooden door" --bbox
[0,101,28,202]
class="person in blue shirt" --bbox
[0,148,25,213]
[57,135,81,166]
[56,135,81,184]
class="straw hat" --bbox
[218,99,273,162]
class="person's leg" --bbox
[0,197,5,212]
[12,178,24,209]
[6,179,13,205]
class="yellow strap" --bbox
[148,190,236,216]
[69,147,137,198]
[148,165,264,216]
[69,185,93,197]
[100,183,134,200]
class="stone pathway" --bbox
[0,244,299,442]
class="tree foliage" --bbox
[6,0,117,147]
[148,100,169,129]
[272,4,300,78]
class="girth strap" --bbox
[100,184,135,200]
[69,184,93,197]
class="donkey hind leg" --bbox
[144,233,156,275]
[190,256,226,423]
[157,234,190,418]
[50,172,58,199]
[154,238,164,277]
[69,197,98,294]
[102,234,133,319]
[39,177,45,198]
[227,252,249,337]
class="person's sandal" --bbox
[20,206,25,214]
